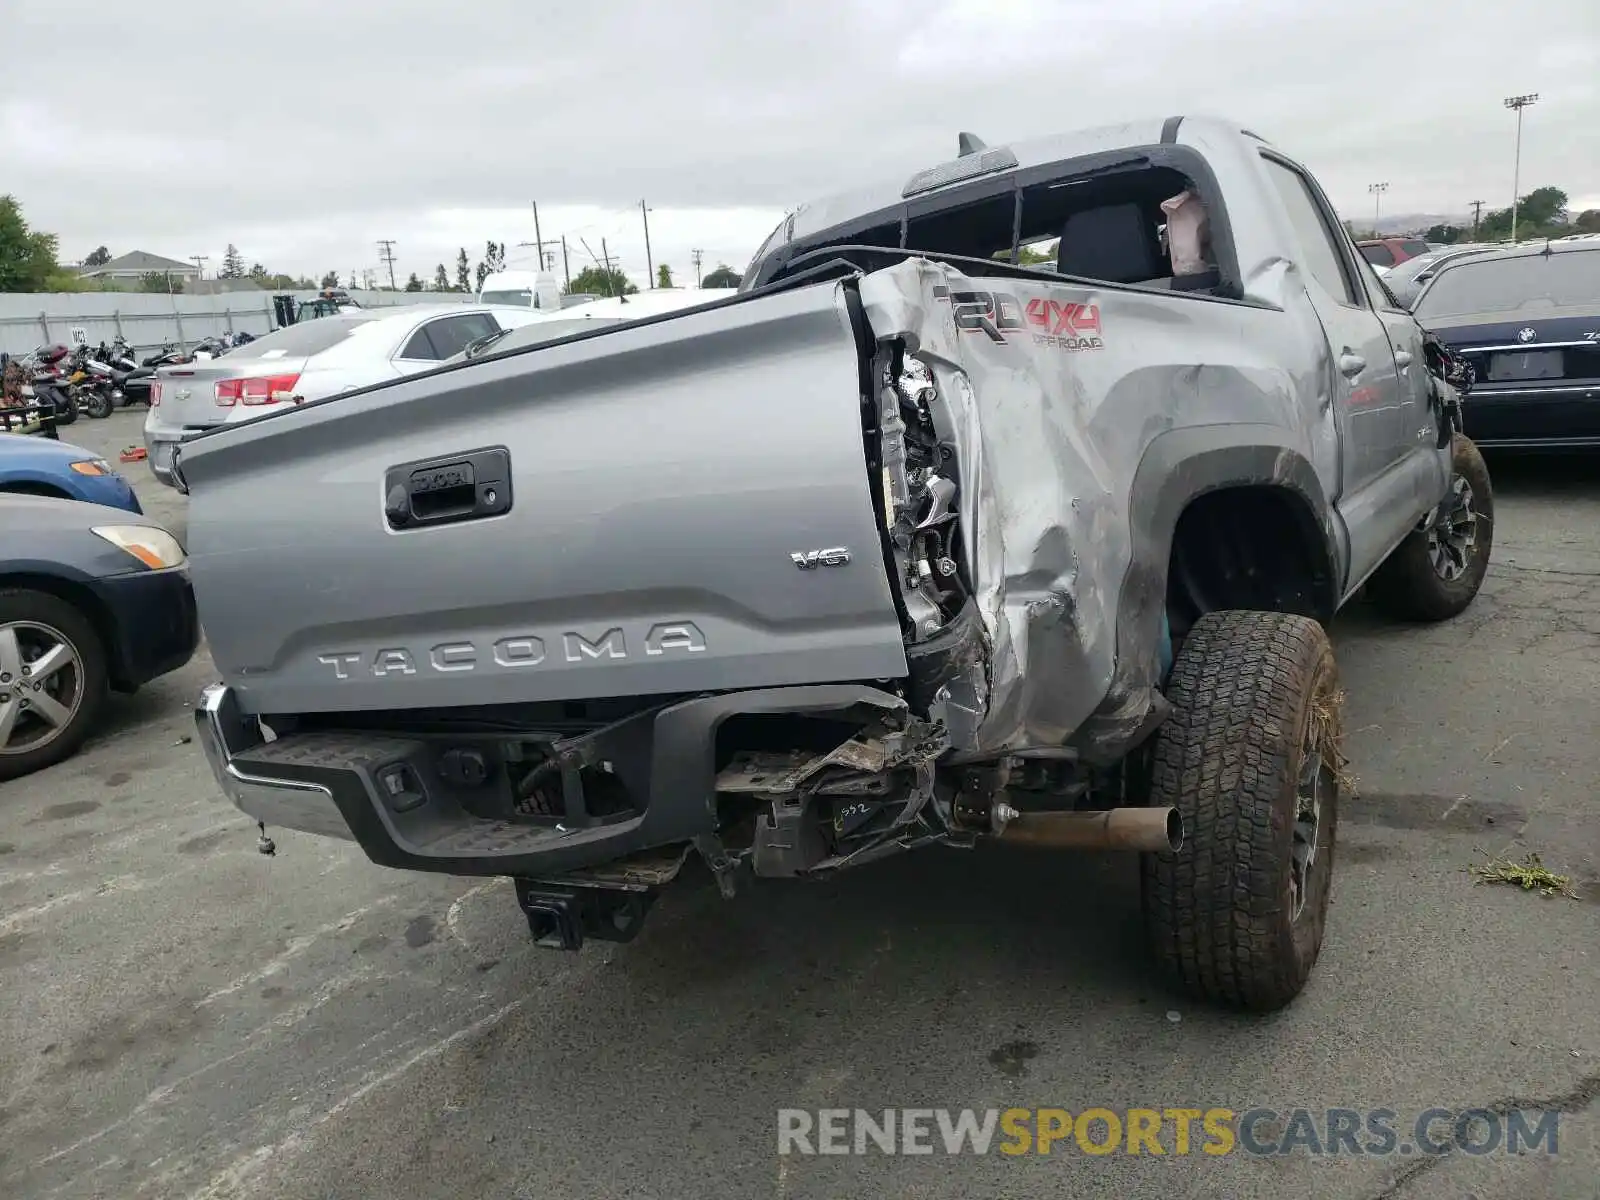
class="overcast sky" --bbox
[5,0,1596,287]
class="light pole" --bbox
[1368,182,1389,233]
[1503,94,1538,243]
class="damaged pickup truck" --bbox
[183,117,1491,1010]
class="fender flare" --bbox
[1067,425,1343,763]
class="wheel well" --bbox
[0,573,124,690]
[1165,485,1335,639]
[0,482,71,500]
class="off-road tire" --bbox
[0,589,108,781]
[1141,610,1341,1011]
[1366,434,1493,622]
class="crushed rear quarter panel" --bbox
[859,256,1336,754]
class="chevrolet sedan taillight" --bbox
[216,374,301,406]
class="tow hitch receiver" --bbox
[515,880,657,951]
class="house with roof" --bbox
[77,251,200,282]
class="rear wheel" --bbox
[84,388,113,419]
[0,590,108,781]
[47,387,78,427]
[1141,610,1341,1011]
[1367,434,1493,621]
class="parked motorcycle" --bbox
[89,336,156,409]
[66,345,115,419]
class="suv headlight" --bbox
[91,525,186,570]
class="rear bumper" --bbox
[195,681,906,877]
[1463,382,1600,446]
[143,432,181,487]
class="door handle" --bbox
[1338,351,1367,379]
[1394,349,1414,368]
[384,446,512,530]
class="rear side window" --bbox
[480,289,532,305]
[1262,159,1360,305]
[400,313,500,360]
[228,317,378,357]
[1360,243,1396,267]
[1401,240,1431,258]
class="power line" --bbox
[376,240,398,290]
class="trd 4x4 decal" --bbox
[934,285,1103,351]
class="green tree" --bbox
[700,264,741,288]
[320,271,340,288]
[657,263,674,288]
[83,245,111,267]
[1575,210,1600,234]
[1424,224,1467,244]
[220,243,245,278]
[140,271,180,293]
[1479,186,1571,241]
[404,272,423,292]
[566,265,637,297]
[474,260,490,291]
[1517,187,1568,228]
[455,248,470,291]
[0,194,64,291]
[433,263,450,291]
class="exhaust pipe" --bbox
[994,806,1183,853]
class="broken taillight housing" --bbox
[215,374,301,406]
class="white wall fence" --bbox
[0,290,476,358]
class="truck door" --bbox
[1259,156,1426,594]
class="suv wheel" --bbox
[1366,434,1493,621]
[0,590,108,781]
[1141,610,1341,1011]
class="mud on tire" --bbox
[1366,434,1493,622]
[1141,609,1342,1011]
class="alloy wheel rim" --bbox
[1425,475,1477,582]
[0,621,85,755]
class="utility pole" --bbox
[691,248,703,286]
[531,201,544,269]
[601,237,613,295]
[376,239,398,290]
[1469,200,1484,240]
[561,235,571,290]
[1503,94,1538,243]
[1368,182,1389,233]
[190,254,209,281]
[640,199,654,288]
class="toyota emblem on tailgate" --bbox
[1516,327,1537,343]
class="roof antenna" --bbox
[957,132,987,157]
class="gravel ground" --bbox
[2,410,1595,1200]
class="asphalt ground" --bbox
[2,409,1595,1199]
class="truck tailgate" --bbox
[179,282,908,715]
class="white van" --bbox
[477,270,565,310]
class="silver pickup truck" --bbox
[181,116,1491,1010]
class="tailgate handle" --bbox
[384,446,512,531]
